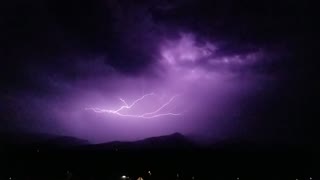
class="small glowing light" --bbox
[121,175,127,179]
[192,176,195,180]
[9,177,12,180]
[148,171,151,175]
[310,177,312,180]
[237,177,240,180]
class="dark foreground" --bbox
[1,134,318,180]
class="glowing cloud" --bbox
[160,33,217,65]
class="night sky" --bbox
[0,0,316,143]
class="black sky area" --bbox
[0,0,316,144]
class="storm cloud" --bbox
[0,0,315,143]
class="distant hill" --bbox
[39,136,90,147]
[0,132,89,148]
[0,132,57,145]
[1,132,316,152]
[87,132,196,151]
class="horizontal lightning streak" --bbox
[114,93,155,113]
[85,93,182,119]
[140,95,179,117]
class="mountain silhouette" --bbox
[87,132,195,151]
[0,132,89,148]
[39,136,90,147]
[1,132,315,152]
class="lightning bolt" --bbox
[113,93,155,113]
[85,93,182,119]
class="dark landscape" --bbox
[1,133,317,180]
[0,0,317,179]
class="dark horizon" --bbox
[2,131,317,180]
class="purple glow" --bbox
[12,32,272,143]
[85,93,182,119]
[160,33,217,65]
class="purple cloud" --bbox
[9,32,271,143]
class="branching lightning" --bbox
[85,93,182,119]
